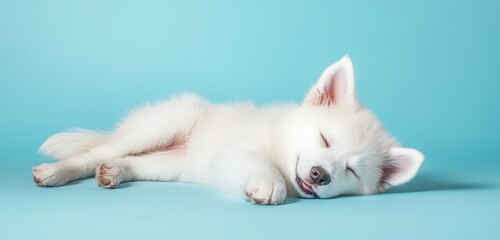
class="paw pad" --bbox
[96,163,123,189]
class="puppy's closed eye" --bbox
[320,132,330,148]
[346,166,359,179]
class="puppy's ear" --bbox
[304,55,356,106]
[379,148,425,190]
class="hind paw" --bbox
[33,163,67,187]
[96,163,124,189]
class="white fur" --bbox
[33,56,424,205]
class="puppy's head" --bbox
[286,56,424,198]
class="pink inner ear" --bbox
[315,71,348,106]
[305,56,355,107]
[379,162,401,187]
[379,148,425,188]
[316,88,335,106]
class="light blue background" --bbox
[1,1,499,239]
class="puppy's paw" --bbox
[246,178,287,205]
[33,163,67,187]
[96,162,124,189]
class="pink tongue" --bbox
[301,181,314,193]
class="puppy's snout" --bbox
[310,166,331,185]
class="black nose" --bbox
[310,166,331,185]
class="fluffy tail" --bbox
[39,129,110,161]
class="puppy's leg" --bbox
[210,153,287,205]
[34,94,208,186]
[33,137,184,187]
[96,152,185,188]
[33,140,139,187]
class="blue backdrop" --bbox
[1,1,499,239]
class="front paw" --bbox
[246,178,287,205]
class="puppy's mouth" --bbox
[295,176,318,197]
[295,157,319,198]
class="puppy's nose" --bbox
[310,166,331,185]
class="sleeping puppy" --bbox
[33,56,424,205]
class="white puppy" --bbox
[33,56,424,205]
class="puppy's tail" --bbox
[39,129,110,161]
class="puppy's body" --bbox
[34,56,424,205]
